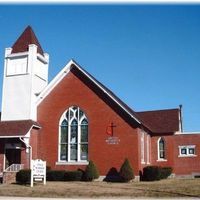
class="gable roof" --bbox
[136,109,180,134]
[37,59,141,125]
[12,26,44,55]
[0,120,41,138]
[36,59,180,134]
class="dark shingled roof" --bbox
[71,62,140,122]
[71,61,180,134]
[0,120,40,137]
[136,109,180,134]
[12,26,44,55]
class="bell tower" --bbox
[1,26,49,121]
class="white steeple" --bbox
[1,26,49,121]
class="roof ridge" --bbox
[70,60,142,124]
[136,108,179,113]
[0,119,33,122]
[37,59,143,127]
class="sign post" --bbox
[31,159,46,187]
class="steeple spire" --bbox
[2,26,49,121]
[12,25,44,55]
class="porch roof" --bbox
[0,120,40,138]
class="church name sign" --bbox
[31,159,46,187]
[106,136,120,144]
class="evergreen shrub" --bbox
[84,160,99,181]
[142,166,173,181]
[46,170,66,181]
[160,167,173,179]
[119,158,134,182]
[64,170,83,181]
[104,167,121,182]
[16,169,31,184]
[142,166,161,181]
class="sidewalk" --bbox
[0,198,194,200]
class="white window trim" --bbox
[178,155,197,158]
[141,131,145,164]
[157,158,168,162]
[6,56,28,76]
[56,161,89,165]
[58,106,88,163]
[157,137,167,161]
[146,134,150,164]
[178,145,196,157]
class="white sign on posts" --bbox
[31,159,46,187]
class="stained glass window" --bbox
[59,106,88,162]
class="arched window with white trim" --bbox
[59,106,88,162]
[158,137,165,160]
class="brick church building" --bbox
[0,26,200,181]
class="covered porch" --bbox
[0,120,40,183]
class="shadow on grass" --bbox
[134,187,200,198]
[11,182,32,187]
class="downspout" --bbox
[19,137,32,169]
[179,104,183,132]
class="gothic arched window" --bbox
[158,137,165,160]
[59,106,88,162]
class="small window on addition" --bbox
[181,147,187,155]
[157,137,167,161]
[188,147,195,155]
[179,145,196,157]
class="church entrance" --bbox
[5,149,21,169]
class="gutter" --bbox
[19,137,32,169]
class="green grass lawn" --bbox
[0,178,199,198]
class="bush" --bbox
[64,170,83,181]
[46,170,66,181]
[142,166,161,181]
[84,160,99,181]
[16,169,31,184]
[119,158,134,182]
[104,167,122,182]
[142,166,173,181]
[160,167,173,179]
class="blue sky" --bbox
[0,4,200,131]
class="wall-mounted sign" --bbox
[106,136,120,144]
[31,159,46,187]
[105,122,120,144]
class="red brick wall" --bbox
[148,133,200,175]
[173,134,200,175]
[3,172,17,184]
[37,70,140,176]
[20,147,29,169]
[30,129,39,160]
[151,135,175,168]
